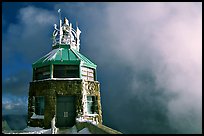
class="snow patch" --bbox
[4,127,51,134]
[4,126,92,134]
[42,48,61,62]
[76,114,99,125]
[76,118,98,126]
[78,128,92,134]
[56,125,91,134]
[31,113,44,119]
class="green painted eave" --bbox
[32,44,97,69]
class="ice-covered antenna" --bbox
[58,9,61,20]
[75,19,78,44]
[58,9,63,44]
[76,18,81,51]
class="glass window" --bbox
[53,65,79,78]
[35,96,45,115]
[87,96,98,114]
[34,66,50,80]
[81,67,95,81]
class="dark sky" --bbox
[2,2,202,134]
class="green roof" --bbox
[32,44,97,69]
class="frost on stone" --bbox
[76,116,98,125]
[76,117,86,123]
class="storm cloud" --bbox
[2,2,202,134]
[2,6,56,116]
[2,96,28,115]
[3,6,57,63]
[2,70,31,96]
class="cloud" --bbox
[94,2,202,134]
[2,96,28,115]
[3,6,57,63]
[51,2,202,133]
[2,6,57,116]
[2,70,31,96]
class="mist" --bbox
[86,2,202,134]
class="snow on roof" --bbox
[42,48,61,62]
[32,46,97,69]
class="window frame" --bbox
[53,65,79,78]
[86,96,98,114]
[33,66,50,80]
[34,96,45,115]
[81,67,95,81]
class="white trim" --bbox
[33,78,82,82]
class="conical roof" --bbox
[32,44,96,69]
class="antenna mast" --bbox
[58,9,62,44]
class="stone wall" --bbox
[28,79,102,129]
[83,81,103,124]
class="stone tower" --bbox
[27,10,102,129]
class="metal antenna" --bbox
[58,9,61,21]
[58,9,62,44]
[75,17,78,47]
